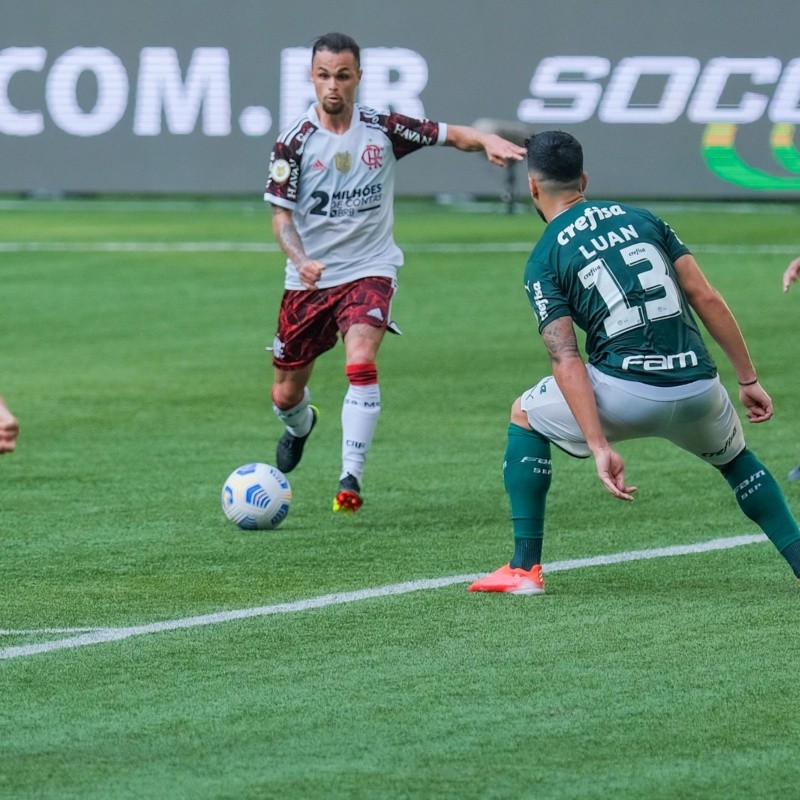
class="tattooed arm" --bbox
[271,206,326,290]
[542,316,637,501]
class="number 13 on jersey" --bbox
[578,242,682,338]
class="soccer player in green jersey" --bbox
[469,130,800,595]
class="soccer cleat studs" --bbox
[332,473,363,513]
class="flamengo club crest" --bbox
[334,152,352,173]
[361,144,384,169]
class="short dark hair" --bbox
[311,32,361,67]
[525,131,583,186]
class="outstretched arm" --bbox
[673,253,772,423]
[783,257,800,293]
[444,125,526,166]
[271,205,326,290]
[542,317,637,501]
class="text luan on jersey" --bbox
[555,206,641,259]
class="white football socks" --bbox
[340,382,381,482]
[273,387,313,437]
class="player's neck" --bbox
[316,104,354,134]
[545,193,586,222]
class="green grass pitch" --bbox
[1,196,799,799]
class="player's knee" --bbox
[271,384,305,410]
[718,447,751,477]
[510,397,530,428]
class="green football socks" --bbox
[720,448,800,575]
[503,434,800,577]
[504,424,552,570]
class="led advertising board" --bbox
[2,0,799,197]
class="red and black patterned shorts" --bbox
[271,276,396,370]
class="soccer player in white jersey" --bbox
[264,32,525,513]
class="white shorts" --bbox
[520,364,745,467]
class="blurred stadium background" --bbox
[3,0,800,200]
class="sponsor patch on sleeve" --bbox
[269,159,291,184]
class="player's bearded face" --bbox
[311,50,361,117]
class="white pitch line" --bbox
[0,241,799,256]
[0,198,795,215]
[0,241,282,253]
[0,627,107,636]
[0,241,529,254]
[0,533,766,661]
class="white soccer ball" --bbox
[221,463,292,530]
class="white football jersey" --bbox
[264,103,447,290]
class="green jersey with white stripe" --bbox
[524,200,718,386]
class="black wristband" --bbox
[738,378,758,386]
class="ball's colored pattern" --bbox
[221,463,292,530]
